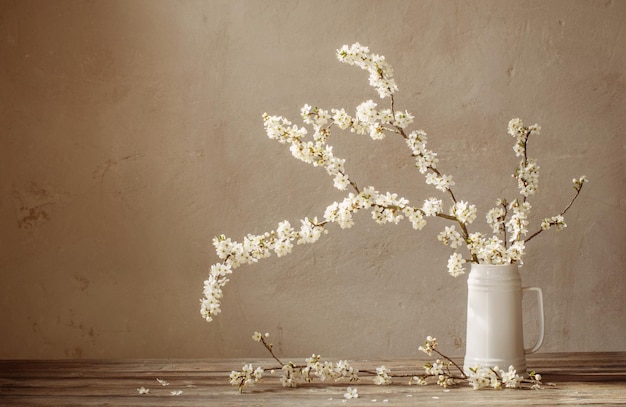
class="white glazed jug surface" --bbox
[463,263,544,375]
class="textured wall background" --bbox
[1,0,624,359]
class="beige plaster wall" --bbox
[1,0,624,359]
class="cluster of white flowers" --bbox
[516,158,540,197]
[467,365,525,390]
[235,332,544,394]
[231,335,362,392]
[231,359,390,396]
[419,358,461,388]
[506,200,531,242]
[373,366,393,385]
[337,42,398,98]
[202,42,588,322]
[252,331,269,342]
[437,374,457,388]
[486,200,507,234]
[344,386,359,399]
[425,172,455,192]
[422,197,443,216]
[416,336,542,390]
[437,226,463,249]
[463,200,526,265]
[298,355,359,385]
[450,201,477,225]
[264,112,350,191]
[573,175,589,192]
[406,130,438,171]
[318,189,430,233]
[202,186,445,321]
[229,363,265,392]
[508,118,542,197]
[424,359,446,376]
[508,118,540,156]
[542,214,566,231]
[201,218,327,322]
[418,336,438,356]
[446,253,467,277]
[354,100,386,140]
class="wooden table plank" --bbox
[1,353,625,406]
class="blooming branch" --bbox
[201,42,587,322]
[229,333,546,393]
[525,176,589,243]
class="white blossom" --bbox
[373,366,392,385]
[541,214,567,231]
[403,206,427,230]
[422,198,443,217]
[447,253,466,277]
[333,172,350,190]
[486,205,506,234]
[300,104,314,124]
[280,364,298,388]
[507,118,525,138]
[230,364,265,391]
[437,375,456,388]
[424,360,445,376]
[405,130,439,174]
[437,226,464,249]
[450,201,477,225]
[516,158,540,196]
[418,336,438,356]
[425,172,455,192]
[476,236,507,265]
[573,175,589,191]
[379,108,394,124]
[466,232,485,257]
[297,217,325,244]
[411,376,428,385]
[507,200,531,242]
[202,218,330,322]
[529,123,541,137]
[394,110,414,129]
[337,42,398,98]
[371,191,410,225]
[156,378,169,386]
[263,113,307,144]
[314,108,331,128]
[264,111,354,192]
[467,366,501,390]
[501,365,522,388]
[344,387,359,399]
[355,100,379,124]
[468,373,491,390]
[334,360,359,382]
[331,108,352,130]
[506,241,526,263]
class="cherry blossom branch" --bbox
[255,332,285,367]
[202,42,589,322]
[524,177,588,244]
[229,333,545,393]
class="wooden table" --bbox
[1,353,625,406]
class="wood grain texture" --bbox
[1,353,625,406]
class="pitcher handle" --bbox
[522,287,545,354]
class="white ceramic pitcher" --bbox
[463,263,544,375]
